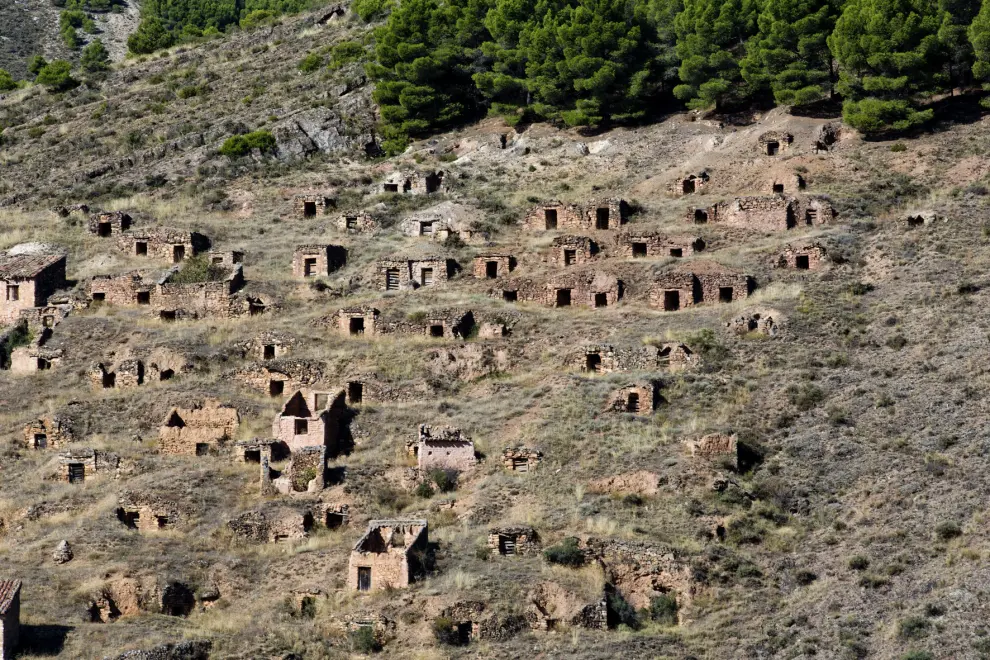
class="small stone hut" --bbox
[380,171,444,195]
[295,194,335,217]
[673,172,709,196]
[292,245,347,278]
[604,382,661,414]
[57,448,120,483]
[549,236,599,267]
[159,400,240,456]
[378,256,453,290]
[271,389,346,452]
[333,307,380,336]
[488,526,540,556]
[335,211,377,232]
[523,201,584,231]
[685,433,738,469]
[502,447,542,472]
[415,424,476,472]
[649,261,754,311]
[0,253,67,323]
[759,131,793,155]
[472,254,515,279]
[776,243,827,270]
[0,580,21,660]
[615,232,705,259]
[115,227,209,263]
[348,520,428,591]
[89,211,132,237]
[24,415,74,449]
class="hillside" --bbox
[3,4,990,660]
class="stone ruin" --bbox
[24,414,74,449]
[759,131,793,156]
[262,446,328,494]
[905,211,940,227]
[51,203,89,218]
[57,448,120,483]
[488,526,540,556]
[549,235,599,267]
[348,519,428,591]
[9,345,63,374]
[685,433,739,469]
[90,359,147,390]
[523,200,583,231]
[244,331,293,360]
[502,447,542,472]
[576,343,699,374]
[226,359,329,398]
[727,313,778,337]
[271,389,347,453]
[472,253,516,279]
[378,255,453,291]
[689,196,834,231]
[294,193,335,217]
[379,171,444,195]
[673,171,710,196]
[424,342,512,382]
[329,307,380,336]
[85,575,198,622]
[437,601,526,644]
[0,580,21,660]
[615,231,705,259]
[413,424,477,472]
[103,641,212,660]
[89,264,248,320]
[115,227,209,263]
[233,438,279,465]
[334,211,378,232]
[526,581,607,631]
[814,122,841,152]
[496,270,622,308]
[649,261,754,310]
[207,250,244,267]
[584,198,630,230]
[88,211,132,237]
[399,202,488,244]
[0,252,67,324]
[159,399,240,456]
[769,173,806,194]
[228,505,315,543]
[116,492,179,532]
[776,243,827,270]
[17,302,71,336]
[292,244,347,278]
[604,381,662,414]
[377,308,476,339]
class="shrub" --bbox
[414,481,434,498]
[897,616,929,640]
[80,39,110,73]
[168,256,227,284]
[848,282,874,296]
[350,625,381,653]
[889,143,907,152]
[935,521,962,541]
[219,130,276,158]
[432,616,464,645]
[36,61,77,91]
[329,41,365,69]
[28,55,48,77]
[543,537,584,567]
[848,555,869,570]
[607,591,639,629]
[353,0,394,21]
[298,52,324,73]
[0,69,16,91]
[240,10,275,29]
[648,594,678,625]
[794,570,817,585]
[428,469,456,493]
[127,17,174,54]
[901,652,933,660]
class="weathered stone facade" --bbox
[649,262,754,310]
[584,198,630,230]
[292,245,347,278]
[548,236,599,267]
[271,389,346,452]
[615,231,705,259]
[159,400,240,455]
[295,194,335,217]
[776,243,827,270]
[523,201,584,231]
[207,250,244,267]
[334,211,378,232]
[264,446,328,494]
[0,580,21,660]
[378,309,475,339]
[690,196,834,230]
[378,257,452,290]
[348,519,428,591]
[0,253,67,323]
[685,433,738,469]
[488,526,540,555]
[228,505,314,543]
[115,227,209,263]
[575,343,699,373]
[329,307,380,336]
[116,492,180,532]
[759,131,793,155]
[494,270,623,308]
[472,254,515,279]
[727,313,779,337]
[24,415,74,449]
[9,345,63,374]
[604,381,660,414]
[57,448,120,483]
[672,172,709,196]
[526,582,607,631]
[415,424,476,472]
[502,447,542,472]
[88,211,132,237]
[379,171,444,195]
[769,173,805,194]
[89,266,247,320]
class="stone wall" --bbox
[472,254,515,279]
[271,389,346,452]
[583,198,629,230]
[328,307,380,336]
[0,255,67,323]
[0,580,21,660]
[292,245,347,278]
[380,171,444,195]
[495,270,622,308]
[604,382,659,414]
[685,433,738,469]
[334,211,377,232]
[294,194,335,217]
[57,448,120,482]
[573,343,699,373]
[347,520,428,591]
[377,258,451,290]
[488,526,540,555]
[650,264,753,309]
[417,425,476,472]
[776,243,827,270]
[116,492,180,532]
[89,211,132,236]
[227,506,313,543]
[115,228,208,263]
[758,131,793,155]
[614,232,705,259]
[24,415,74,449]
[548,236,598,267]
[502,447,541,472]
[671,172,709,196]
[159,400,239,455]
[523,201,583,231]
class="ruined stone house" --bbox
[585,538,695,620]
[495,270,623,308]
[0,580,21,660]
[905,211,940,227]
[548,236,599,267]
[502,447,542,472]
[576,343,699,374]
[17,302,70,336]
[233,438,278,465]
[413,424,477,472]
[378,309,475,339]
[769,173,805,194]
[115,227,209,263]
[207,250,244,267]
[292,245,347,278]
[584,198,630,230]
[690,196,834,230]
[0,253,67,323]
[776,243,827,270]
[90,359,147,390]
[436,601,525,644]
[348,519,428,591]
[9,345,63,374]
[24,415,74,450]
[399,202,488,244]
[115,492,179,532]
[472,253,516,279]
[57,448,120,483]
[615,231,705,259]
[527,582,607,631]
[685,433,738,469]
[89,211,132,237]
[245,331,292,360]
[727,313,778,337]
[271,389,346,452]
[295,194,335,217]
[377,256,453,291]
[89,265,247,320]
[334,211,378,232]
[159,400,240,456]
[523,200,584,231]
[332,307,380,336]
[649,261,754,311]
[228,505,315,543]
[604,381,662,414]
[262,445,328,494]
[759,131,793,156]
[488,526,540,556]
[379,171,444,195]
[673,172,710,196]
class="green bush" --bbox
[353,0,394,21]
[329,41,365,69]
[28,56,48,77]
[0,69,16,91]
[648,594,678,625]
[848,555,869,570]
[168,256,228,284]
[432,616,465,645]
[428,469,455,493]
[36,61,77,92]
[543,537,584,567]
[901,652,933,660]
[350,625,381,653]
[127,18,174,54]
[414,481,435,498]
[935,521,962,541]
[298,52,324,73]
[898,616,929,640]
[219,130,276,158]
[240,9,275,29]
[80,39,110,73]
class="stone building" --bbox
[576,343,699,374]
[9,346,63,374]
[348,519,428,591]
[649,261,753,311]
[0,253,67,323]
[233,438,278,465]
[89,265,247,319]
[245,331,292,360]
[262,446,328,494]
[769,173,805,194]
[548,236,599,267]
[414,424,476,472]
[91,359,147,389]
[115,492,179,531]
[207,250,244,267]
[159,400,240,455]
[228,505,315,543]
[334,211,377,232]
[488,526,540,556]
[495,270,622,308]
[57,448,120,483]
[472,253,515,279]
[502,447,542,472]
[89,211,132,237]
[115,227,209,263]
[615,232,705,259]
[271,389,346,452]
[399,202,487,244]
[24,415,74,449]
[0,580,20,660]
[604,381,661,414]
[380,171,444,195]
[523,200,584,231]
[776,243,827,270]
[332,307,380,336]
[584,198,630,230]
[376,309,475,339]
[673,172,709,196]
[685,433,738,469]
[378,256,453,290]
[292,245,347,278]
[691,196,834,231]
[727,313,778,337]
[759,131,793,155]
[295,194,335,217]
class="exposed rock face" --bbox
[102,640,212,660]
[271,107,377,161]
[53,540,73,564]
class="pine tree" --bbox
[673,0,760,110]
[0,69,16,91]
[81,39,110,73]
[740,0,839,106]
[127,17,175,54]
[938,0,979,89]
[829,0,945,133]
[968,0,990,85]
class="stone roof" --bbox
[672,259,744,276]
[0,579,21,614]
[0,252,64,278]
